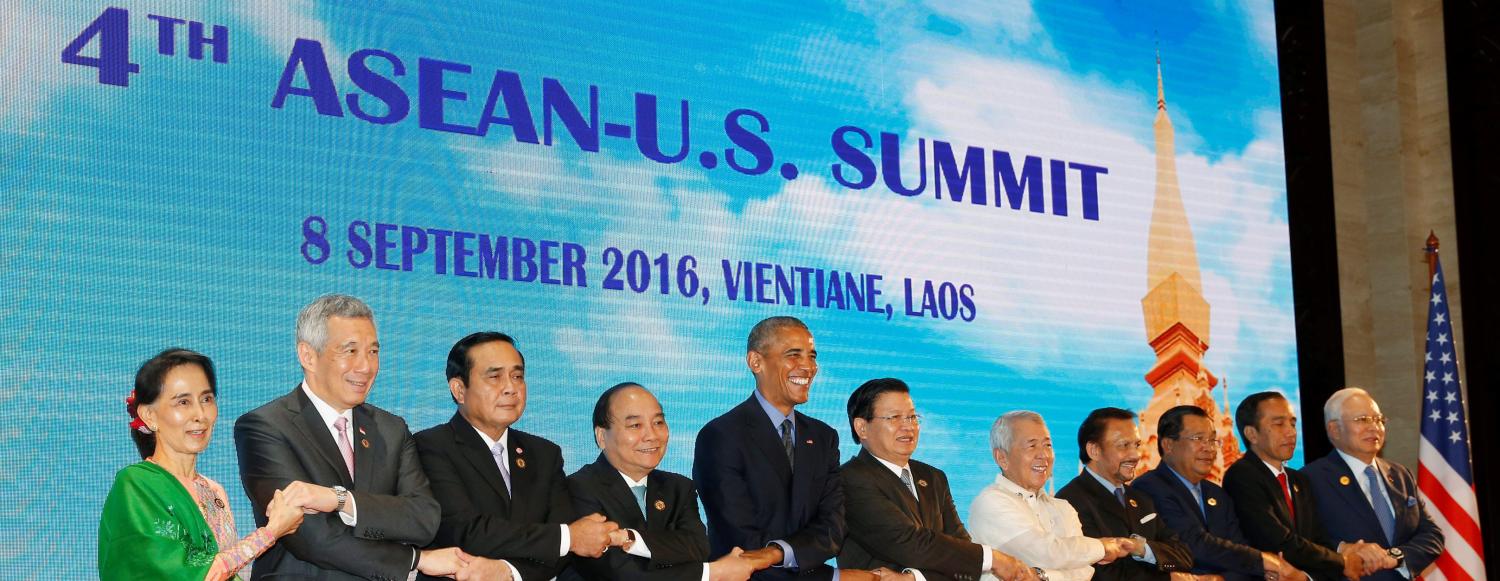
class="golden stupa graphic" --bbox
[1138,54,1241,482]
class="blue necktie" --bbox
[631,484,647,517]
[1365,465,1396,544]
[1115,486,1127,507]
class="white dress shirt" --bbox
[299,382,359,525]
[472,425,574,581]
[615,471,712,581]
[1334,450,1410,578]
[969,472,1103,581]
[867,454,993,580]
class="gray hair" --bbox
[747,316,809,353]
[296,294,374,350]
[990,410,1045,452]
[1323,386,1371,425]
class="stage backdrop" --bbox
[3,1,1299,576]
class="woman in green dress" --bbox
[98,348,316,581]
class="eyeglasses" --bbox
[872,413,922,426]
[1171,434,1221,447]
[1345,414,1387,427]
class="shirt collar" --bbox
[300,381,352,429]
[618,470,649,488]
[1164,464,1202,494]
[994,470,1043,500]
[1085,465,1125,494]
[868,450,911,478]
[472,424,509,454]
[1260,456,1287,477]
[753,389,796,435]
[1335,448,1377,475]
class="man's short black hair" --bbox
[592,382,645,430]
[845,378,910,444]
[1157,405,1210,456]
[445,332,521,404]
[1078,407,1137,464]
[747,316,809,353]
[1235,391,1287,445]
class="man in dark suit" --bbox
[837,378,1033,581]
[1134,405,1306,581]
[565,382,764,581]
[1221,391,1377,581]
[415,332,620,580]
[693,316,874,580]
[1304,388,1443,581]
[1056,407,1193,581]
[235,294,465,580]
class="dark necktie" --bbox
[1115,486,1127,507]
[1276,472,1295,522]
[1365,465,1396,544]
[780,419,794,467]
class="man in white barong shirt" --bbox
[969,411,1134,581]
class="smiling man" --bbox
[693,316,867,580]
[414,332,621,580]
[1055,407,1192,581]
[234,294,462,580]
[969,411,1132,581]
[565,382,765,581]
[838,379,1033,581]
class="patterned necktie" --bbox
[899,468,919,501]
[1365,465,1396,544]
[333,416,354,480]
[491,442,512,494]
[780,419,794,467]
[631,484,648,517]
[1277,472,1296,522]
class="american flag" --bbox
[1417,256,1486,581]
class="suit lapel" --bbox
[451,414,510,506]
[1376,460,1414,534]
[739,397,792,484]
[643,469,670,531]
[790,411,821,518]
[1084,472,1129,525]
[858,450,922,526]
[1324,454,1387,536]
[1161,469,1207,525]
[351,405,380,491]
[288,387,353,488]
[909,461,936,528]
[508,430,532,507]
[590,455,646,529]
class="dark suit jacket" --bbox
[414,413,574,581]
[837,450,983,581]
[234,385,440,581]
[693,395,845,580]
[563,454,711,581]
[1303,452,1444,580]
[1132,467,1262,581]
[1055,472,1193,581]
[1220,451,1343,581]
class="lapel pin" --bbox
[917,479,929,488]
[654,500,666,511]
[805,439,813,445]
[1339,476,1350,486]
[1207,498,1218,507]
[1293,485,1300,493]
[214,498,226,509]
[359,426,367,435]
[516,447,524,455]
[516,458,527,469]
[360,439,370,448]
[1128,498,1138,508]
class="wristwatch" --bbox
[332,485,348,513]
[1388,547,1405,565]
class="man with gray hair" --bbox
[236,294,467,580]
[1303,388,1443,581]
[969,411,1134,581]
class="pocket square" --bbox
[1140,513,1157,524]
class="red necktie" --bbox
[1277,472,1295,522]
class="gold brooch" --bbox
[1206,498,1218,507]
[516,458,527,469]
[1339,476,1350,486]
[917,479,929,487]
[360,439,370,448]
[1128,498,1138,508]
[654,500,666,511]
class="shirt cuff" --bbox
[504,559,523,581]
[1133,541,1156,565]
[339,494,358,526]
[559,523,571,557]
[770,540,796,568]
[624,529,653,558]
[905,569,929,581]
[700,562,711,581]
[981,544,994,573]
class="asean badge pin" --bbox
[516,458,527,469]
[654,500,666,511]
[1339,475,1351,486]
[917,479,929,488]
[1206,498,1218,507]
[360,439,370,448]
[1128,498,1138,508]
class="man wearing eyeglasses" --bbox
[836,378,1035,581]
[1303,388,1443,581]
[1134,405,1306,581]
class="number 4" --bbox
[61,7,140,87]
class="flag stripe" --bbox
[1424,482,1489,577]
[1420,440,1484,517]
[1433,551,1475,581]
